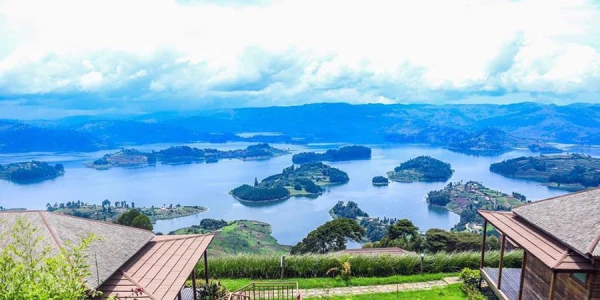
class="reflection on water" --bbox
[0,143,573,245]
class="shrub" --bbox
[459,268,485,300]
[197,281,227,299]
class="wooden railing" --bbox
[228,282,299,300]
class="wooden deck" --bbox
[482,267,521,300]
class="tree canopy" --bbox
[291,219,365,254]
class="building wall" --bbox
[521,254,590,300]
[590,259,600,300]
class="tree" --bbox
[130,214,153,231]
[388,219,418,241]
[424,228,451,252]
[254,177,259,187]
[116,210,141,226]
[291,219,364,254]
[0,217,98,299]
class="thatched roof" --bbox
[0,211,154,288]
[513,188,600,258]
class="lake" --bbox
[0,143,571,246]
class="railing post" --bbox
[480,220,488,269]
[518,251,528,300]
[204,250,209,284]
[497,234,506,289]
[281,255,286,279]
[192,270,197,300]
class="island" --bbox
[372,176,389,186]
[89,143,290,169]
[490,153,600,191]
[387,156,453,182]
[328,200,399,242]
[170,219,290,256]
[230,162,350,202]
[329,201,369,219]
[292,145,371,164]
[426,181,527,232]
[527,144,562,154]
[48,200,206,223]
[0,161,64,183]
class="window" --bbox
[572,273,587,284]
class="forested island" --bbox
[490,154,600,191]
[0,161,65,183]
[170,219,289,256]
[230,162,350,202]
[292,145,371,164]
[89,143,289,169]
[372,176,389,186]
[426,181,527,232]
[329,201,369,219]
[387,156,453,182]
[48,200,206,223]
[527,144,562,154]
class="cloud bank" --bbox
[0,0,599,116]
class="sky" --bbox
[1,0,600,118]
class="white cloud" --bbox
[0,0,599,112]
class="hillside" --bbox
[292,145,371,164]
[231,163,349,202]
[490,154,600,191]
[387,156,453,182]
[170,220,290,256]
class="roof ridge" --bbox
[50,212,157,234]
[37,211,65,251]
[152,233,214,242]
[119,270,157,300]
[588,230,600,257]
[513,187,600,211]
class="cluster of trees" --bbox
[231,184,290,202]
[199,218,228,230]
[6,161,64,183]
[549,166,600,187]
[393,156,453,181]
[116,210,153,231]
[292,145,371,164]
[512,192,527,201]
[294,178,323,193]
[330,201,369,219]
[490,156,547,176]
[426,189,451,206]
[291,219,365,254]
[372,176,389,185]
[322,167,350,183]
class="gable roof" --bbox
[512,188,600,258]
[97,234,214,300]
[0,211,155,288]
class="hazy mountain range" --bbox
[2,102,600,153]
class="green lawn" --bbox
[215,273,458,291]
[305,284,466,299]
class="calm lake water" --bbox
[0,143,574,246]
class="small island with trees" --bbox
[47,200,206,223]
[490,153,600,191]
[426,181,527,232]
[387,156,453,182]
[0,161,65,183]
[372,176,389,186]
[292,145,371,164]
[329,201,369,219]
[89,143,290,169]
[230,162,350,202]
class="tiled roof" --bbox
[479,211,595,271]
[98,234,214,300]
[0,211,154,288]
[512,188,600,258]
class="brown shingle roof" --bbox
[512,188,600,258]
[98,234,214,300]
[0,211,154,288]
[479,211,595,272]
[336,247,414,255]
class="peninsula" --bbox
[292,145,371,164]
[231,162,350,202]
[0,161,65,183]
[387,156,453,182]
[490,153,600,191]
[89,143,289,169]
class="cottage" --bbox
[478,188,600,300]
[0,211,214,300]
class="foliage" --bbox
[2,161,65,183]
[195,251,522,279]
[371,176,389,185]
[291,219,365,254]
[231,184,290,201]
[116,209,153,231]
[200,218,228,231]
[424,229,499,253]
[292,146,371,164]
[426,190,451,206]
[130,214,153,231]
[196,281,228,299]
[390,156,453,182]
[330,201,369,219]
[0,218,97,300]
[459,268,486,300]
[326,257,352,282]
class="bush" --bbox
[196,251,522,279]
[459,268,485,300]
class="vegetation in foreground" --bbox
[0,161,64,183]
[231,163,349,202]
[387,156,453,183]
[216,273,458,291]
[196,251,522,279]
[490,153,600,191]
[171,219,290,256]
[426,181,527,231]
[305,284,466,299]
[292,145,371,164]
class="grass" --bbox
[216,272,458,291]
[304,283,466,299]
[198,250,522,279]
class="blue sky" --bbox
[1,0,600,118]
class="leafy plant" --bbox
[197,281,228,299]
[459,268,485,300]
[326,257,352,282]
